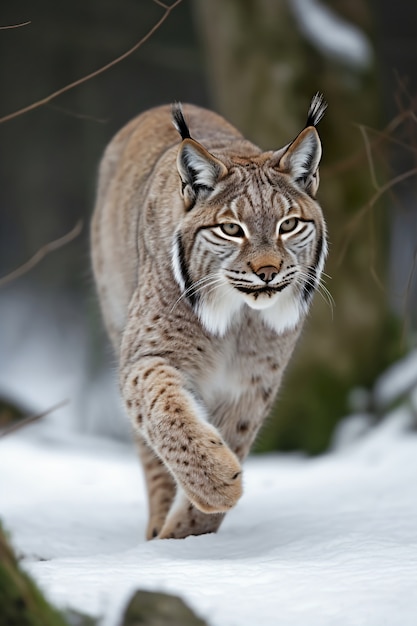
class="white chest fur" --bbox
[199,354,247,408]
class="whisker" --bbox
[296,270,335,315]
[184,278,225,306]
[192,277,224,297]
[200,280,226,300]
[182,274,219,294]
[299,274,334,305]
[301,272,334,300]
[320,271,333,281]
[170,273,224,312]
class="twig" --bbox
[0,399,69,438]
[0,0,183,124]
[323,101,417,177]
[0,20,31,30]
[358,123,387,290]
[358,124,379,190]
[401,245,417,346]
[368,205,385,292]
[336,167,417,267]
[46,103,108,124]
[0,219,83,287]
[355,123,417,156]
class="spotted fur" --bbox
[91,97,327,539]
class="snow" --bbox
[373,349,417,410]
[290,0,372,70]
[0,287,131,441]
[2,409,417,626]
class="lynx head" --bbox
[171,94,328,336]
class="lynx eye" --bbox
[279,217,299,234]
[220,223,245,238]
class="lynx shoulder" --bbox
[91,94,327,539]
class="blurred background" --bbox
[0,0,416,454]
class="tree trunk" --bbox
[193,0,403,453]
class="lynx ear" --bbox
[276,127,322,197]
[176,139,228,210]
[273,93,326,197]
[172,103,227,210]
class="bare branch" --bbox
[152,0,169,8]
[336,167,417,267]
[323,99,417,177]
[0,0,183,125]
[0,219,83,288]
[0,20,31,30]
[47,103,108,124]
[0,400,69,438]
[356,123,417,156]
[401,245,417,344]
[367,208,385,292]
[358,124,379,190]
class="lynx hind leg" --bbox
[158,489,225,539]
[135,434,176,540]
[137,437,224,540]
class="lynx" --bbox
[91,94,327,539]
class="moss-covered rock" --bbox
[0,524,69,626]
[121,590,208,626]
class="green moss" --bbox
[0,525,69,626]
[256,368,349,455]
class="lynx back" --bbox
[91,95,327,539]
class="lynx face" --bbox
[172,108,327,336]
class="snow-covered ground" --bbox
[1,407,417,626]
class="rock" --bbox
[120,590,208,626]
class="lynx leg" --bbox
[158,490,225,539]
[121,356,243,516]
[158,417,258,539]
[135,434,176,539]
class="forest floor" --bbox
[1,409,417,626]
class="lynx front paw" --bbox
[178,437,243,514]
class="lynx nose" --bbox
[255,265,279,283]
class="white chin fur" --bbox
[259,288,303,334]
[198,283,303,337]
[241,291,279,311]
[197,283,243,337]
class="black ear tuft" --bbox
[172,102,191,141]
[305,92,327,128]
